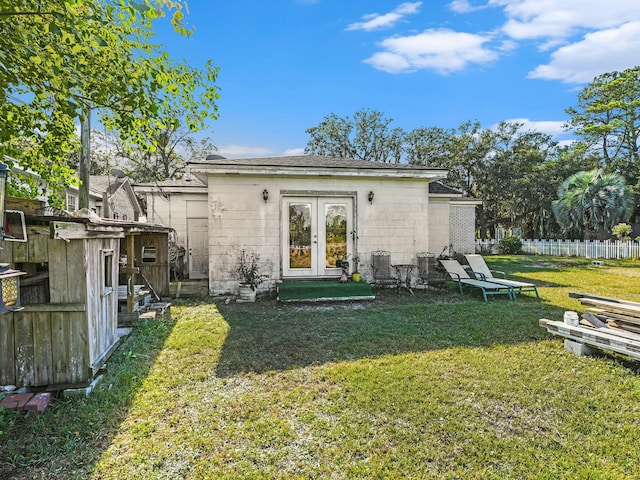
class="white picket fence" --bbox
[476,239,640,260]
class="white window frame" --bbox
[102,249,114,296]
[66,193,78,212]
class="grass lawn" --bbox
[2,255,640,479]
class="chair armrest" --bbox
[473,272,488,280]
[492,270,508,279]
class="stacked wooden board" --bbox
[539,292,640,361]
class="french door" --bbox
[282,196,353,277]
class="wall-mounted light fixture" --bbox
[368,191,375,204]
[262,189,269,203]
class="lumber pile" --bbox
[539,292,640,360]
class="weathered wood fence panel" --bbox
[0,309,87,387]
[0,314,14,384]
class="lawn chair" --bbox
[464,254,539,299]
[416,252,445,290]
[371,250,397,287]
[439,259,515,302]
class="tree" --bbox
[445,120,495,197]
[404,126,453,166]
[515,143,600,238]
[304,113,354,159]
[565,66,640,194]
[91,122,216,183]
[0,0,219,206]
[305,109,402,163]
[477,122,563,239]
[612,223,632,242]
[552,169,634,240]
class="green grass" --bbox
[2,255,640,479]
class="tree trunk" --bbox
[79,106,91,209]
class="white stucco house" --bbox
[135,155,481,295]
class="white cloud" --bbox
[364,29,497,74]
[282,148,306,156]
[448,0,487,14]
[217,145,274,159]
[501,118,566,137]
[528,22,640,83]
[346,2,422,32]
[495,0,640,41]
[355,0,640,82]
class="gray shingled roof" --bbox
[189,154,446,172]
[429,181,463,195]
[90,175,124,196]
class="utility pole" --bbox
[79,105,91,209]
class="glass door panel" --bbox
[324,203,347,269]
[288,202,312,270]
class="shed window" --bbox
[142,245,156,263]
[103,250,114,295]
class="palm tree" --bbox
[552,169,634,240]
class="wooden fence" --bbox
[476,239,640,259]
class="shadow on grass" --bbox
[0,315,177,480]
[215,287,559,377]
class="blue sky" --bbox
[154,0,640,159]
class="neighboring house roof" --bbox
[188,155,448,180]
[428,181,482,204]
[429,181,463,195]
[67,175,143,219]
[90,175,127,197]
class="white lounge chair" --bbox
[464,254,539,299]
[439,259,515,302]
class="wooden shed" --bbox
[0,204,170,390]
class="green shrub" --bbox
[612,223,632,242]
[498,235,522,254]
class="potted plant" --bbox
[351,256,361,282]
[237,249,266,302]
[350,230,361,282]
